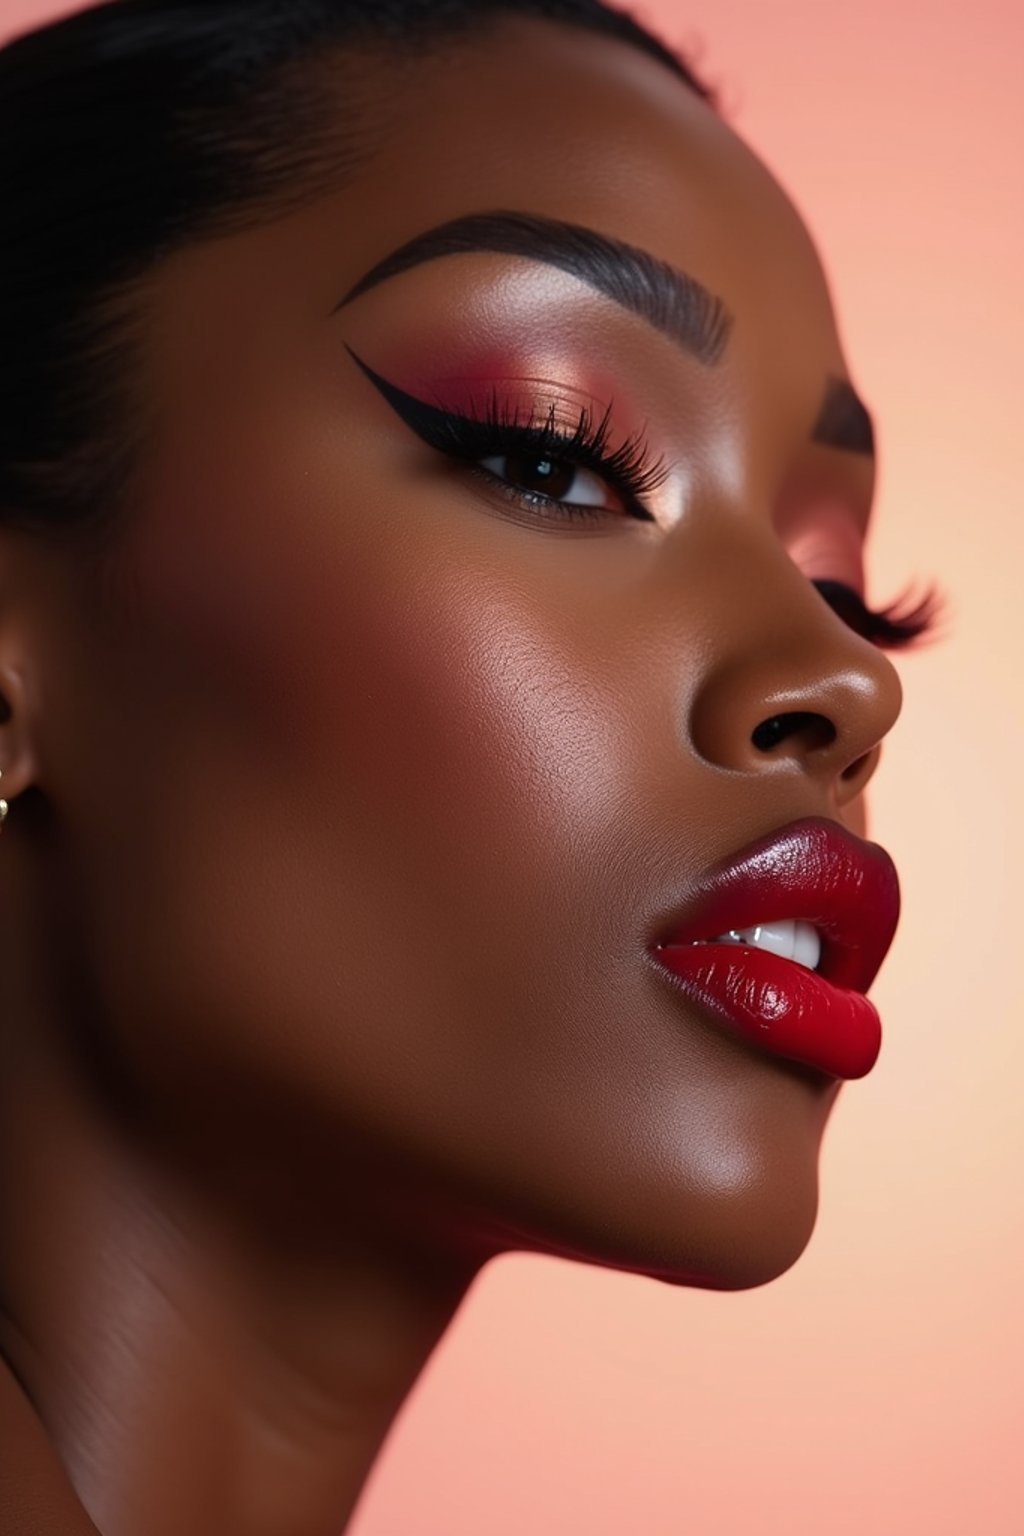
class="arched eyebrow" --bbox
[332,209,733,367]
[812,375,876,457]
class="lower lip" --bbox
[651,943,882,1080]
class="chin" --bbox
[486,1099,827,1296]
[663,1193,821,1293]
[640,1153,824,1293]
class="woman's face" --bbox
[35,18,903,1287]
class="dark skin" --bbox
[0,17,903,1535]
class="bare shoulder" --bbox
[0,1354,100,1536]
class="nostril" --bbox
[751,711,836,754]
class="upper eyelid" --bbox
[346,344,602,441]
[345,344,666,510]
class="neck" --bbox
[0,956,483,1536]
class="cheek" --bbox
[110,445,655,1102]
[130,382,632,840]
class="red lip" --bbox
[648,818,901,1079]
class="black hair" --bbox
[0,0,711,535]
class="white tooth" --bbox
[791,921,822,971]
[707,919,822,972]
[738,919,798,962]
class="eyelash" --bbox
[345,349,941,651]
[811,579,941,650]
[400,387,669,522]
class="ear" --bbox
[0,512,67,817]
[0,549,44,816]
[0,657,40,810]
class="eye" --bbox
[344,346,668,524]
[477,452,618,511]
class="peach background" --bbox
[3,2,1022,1533]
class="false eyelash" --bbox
[812,578,944,650]
[433,390,670,520]
[343,349,669,521]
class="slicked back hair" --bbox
[0,0,710,533]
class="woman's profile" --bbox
[0,1,938,1532]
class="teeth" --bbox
[705,919,822,972]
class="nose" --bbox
[686,547,903,810]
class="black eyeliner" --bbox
[345,345,667,521]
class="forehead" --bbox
[339,16,834,316]
[147,16,840,350]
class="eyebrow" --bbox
[812,375,875,457]
[332,209,733,367]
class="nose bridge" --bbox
[681,522,903,784]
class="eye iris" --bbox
[505,452,575,499]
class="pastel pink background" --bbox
[3,1,1022,1532]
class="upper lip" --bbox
[649,816,901,993]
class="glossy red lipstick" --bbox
[649,818,900,1079]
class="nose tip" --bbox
[689,642,903,798]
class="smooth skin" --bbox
[0,17,902,1536]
